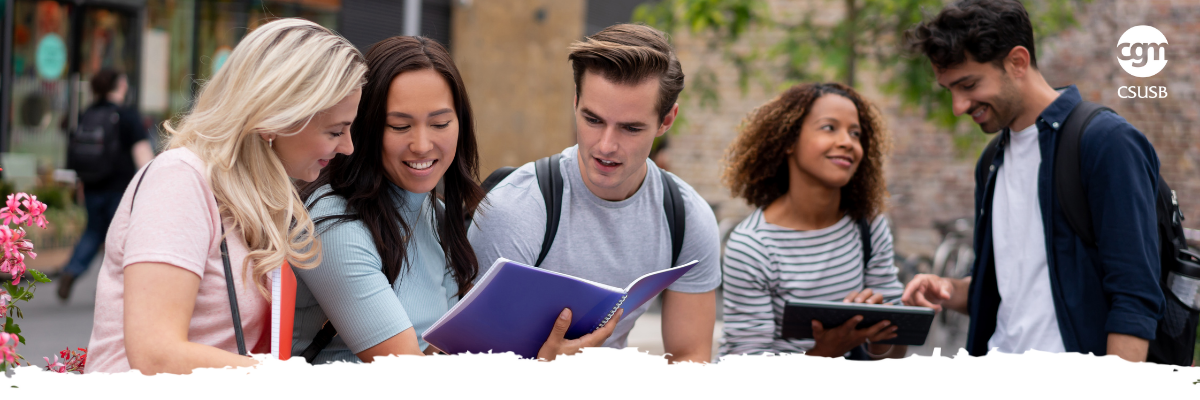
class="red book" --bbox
[270,262,297,360]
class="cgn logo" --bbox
[1116,25,1168,78]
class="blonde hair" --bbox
[163,18,367,297]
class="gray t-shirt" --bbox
[467,145,721,348]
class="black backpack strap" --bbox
[1054,101,1113,248]
[301,321,337,364]
[480,166,517,193]
[659,170,686,266]
[534,154,564,267]
[129,161,154,213]
[130,160,247,356]
[978,133,1005,192]
[857,218,873,267]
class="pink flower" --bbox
[43,355,66,373]
[1,252,26,285]
[21,195,47,229]
[0,332,17,364]
[0,287,10,318]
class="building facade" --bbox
[1,0,451,182]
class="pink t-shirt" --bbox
[86,147,270,374]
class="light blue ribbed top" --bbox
[292,183,459,364]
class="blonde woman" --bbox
[85,19,366,375]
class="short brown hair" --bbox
[568,23,684,122]
[90,68,123,99]
[722,83,890,221]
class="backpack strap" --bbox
[659,169,686,266]
[130,160,247,356]
[301,321,337,364]
[856,218,873,267]
[480,166,517,193]
[978,133,1005,192]
[534,154,564,267]
[1054,101,1114,248]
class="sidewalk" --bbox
[10,254,99,367]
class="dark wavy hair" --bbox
[905,0,1037,70]
[301,36,482,297]
[722,83,890,221]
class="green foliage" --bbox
[30,184,74,211]
[635,0,1089,158]
[29,269,49,283]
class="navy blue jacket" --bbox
[966,85,1164,356]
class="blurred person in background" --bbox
[57,68,153,301]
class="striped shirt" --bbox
[719,209,904,356]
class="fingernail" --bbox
[882,321,891,327]
[559,310,570,320]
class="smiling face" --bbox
[574,71,677,201]
[934,55,1024,133]
[788,94,865,190]
[270,89,359,182]
[381,68,459,194]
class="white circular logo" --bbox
[1116,25,1168,78]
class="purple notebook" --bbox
[422,258,697,359]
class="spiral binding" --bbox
[596,295,629,330]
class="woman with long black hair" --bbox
[293,36,617,363]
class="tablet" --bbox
[781,300,936,346]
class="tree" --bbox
[635,0,1088,155]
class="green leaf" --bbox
[15,332,23,345]
[29,269,50,283]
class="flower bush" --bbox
[0,171,59,374]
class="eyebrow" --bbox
[580,107,649,128]
[942,75,976,90]
[387,108,454,119]
[325,121,352,129]
[814,117,860,128]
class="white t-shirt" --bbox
[988,123,1066,354]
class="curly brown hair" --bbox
[722,82,891,221]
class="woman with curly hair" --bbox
[719,83,906,359]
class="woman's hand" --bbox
[807,316,897,358]
[536,308,624,361]
[843,288,885,304]
[806,290,897,358]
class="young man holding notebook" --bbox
[900,0,1163,362]
[468,23,721,363]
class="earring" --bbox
[268,137,273,148]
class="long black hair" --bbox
[301,36,483,297]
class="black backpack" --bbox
[68,104,123,186]
[981,100,1197,366]
[478,153,687,267]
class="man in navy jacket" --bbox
[900,0,1163,362]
